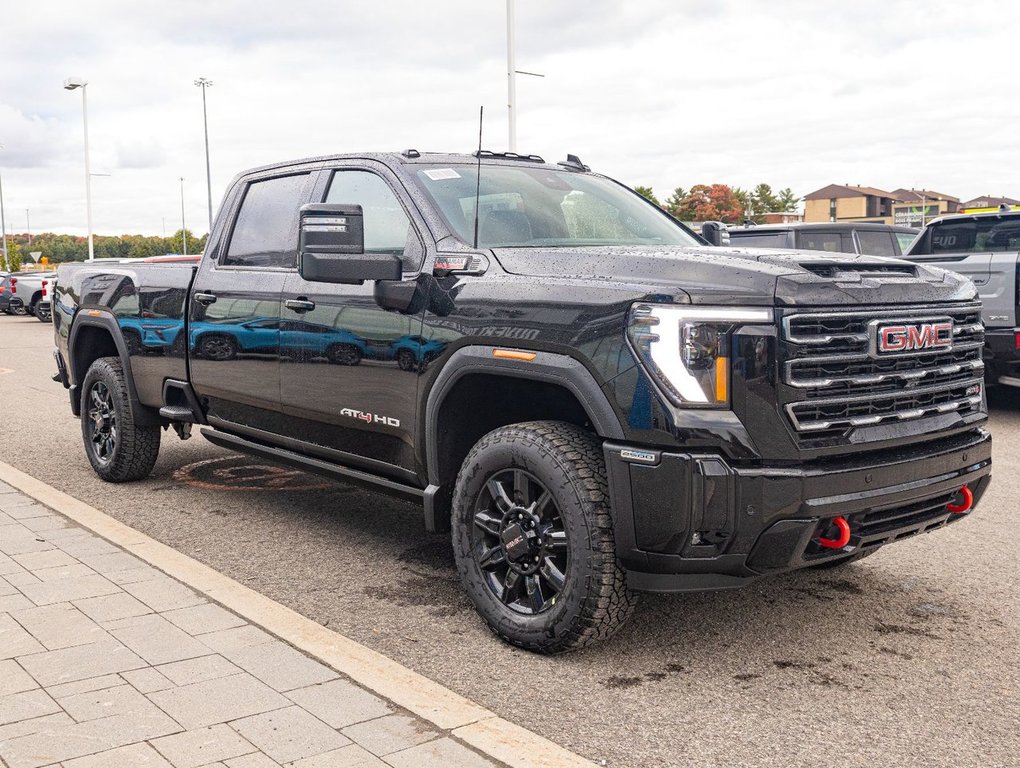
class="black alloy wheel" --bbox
[471,468,569,615]
[85,381,117,465]
[452,421,637,653]
[79,357,161,482]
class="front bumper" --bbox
[604,428,992,592]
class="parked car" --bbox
[728,222,919,257]
[54,150,990,653]
[903,211,1020,387]
[5,271,56,321]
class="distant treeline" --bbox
[2,231,208,270]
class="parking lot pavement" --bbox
[2,317,1019,767]
[0,484,507,768]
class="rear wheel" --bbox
[80,357,161,482]
[35,305,51,323]
[396,349,416,371]
[452,421,637,653]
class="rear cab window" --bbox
[729,231,789,248]
[856,230,897,257]
[920,217,1020,255]
[797,231,853,254]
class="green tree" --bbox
[633,186,661,206]
[776,187,799,212]
[3,239,22,272]
[664,187,687,218]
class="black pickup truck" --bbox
[54,151,992,653]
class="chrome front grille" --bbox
[780,304,984,438]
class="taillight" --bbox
[9,278,16,294]
[42,280,48,298]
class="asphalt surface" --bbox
[2,316,1018,768]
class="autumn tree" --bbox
[675,184,744,223]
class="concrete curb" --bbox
[0,460,595,768]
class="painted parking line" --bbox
[0,459,594,768]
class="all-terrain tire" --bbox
[452,420,638,654]
[80,357,161,482]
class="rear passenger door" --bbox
[189,171,315,436]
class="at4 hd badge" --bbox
[339,408,400,428]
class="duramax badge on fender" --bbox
[52,150,992,653]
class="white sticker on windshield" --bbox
[423,168,461,180]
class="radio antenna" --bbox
[472,106,483,249]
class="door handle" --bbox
[193,292,217,305]
[285,298,316,313]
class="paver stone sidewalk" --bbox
[0,481,498,768]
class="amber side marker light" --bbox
[493,349,537,362]
[715,356,728,403]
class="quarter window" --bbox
[223,173,312,268]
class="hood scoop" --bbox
[798,261,918,279]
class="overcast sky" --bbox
[1,0,1017,237]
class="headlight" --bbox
[627,303,773,408]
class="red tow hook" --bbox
[946,486,974,514]
[817,516,851,549]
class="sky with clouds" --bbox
[0,0,1017,236]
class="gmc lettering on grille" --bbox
[876,322,954,353]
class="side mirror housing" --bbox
[701,221,730,246]
[298,203,401,284]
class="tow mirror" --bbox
[701,221,730,246]
[298,203,401,284]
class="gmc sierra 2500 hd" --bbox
[54,151,992,653]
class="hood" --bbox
[491,245,977,307]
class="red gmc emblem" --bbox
[875,321,954,354]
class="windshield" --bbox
[413,164,699,248]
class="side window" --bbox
[798,231,843,252]
[857,230,897,257]
[223,173,311,268]
[325,170,422,270]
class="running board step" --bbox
[159,405,198,423]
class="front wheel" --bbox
[80,357,161,482]
[327,343,362,366]
[452,421,638,654]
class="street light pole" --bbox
[64,77,94,261]
[0,164,8,272]
[179,177,188,257]
[194,78,214,234]
[506,0,517,152]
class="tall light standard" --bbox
[179,177,188,257]
[194,78,214,234]
[64,77,94,261]
[506,0,517,152]
[0,162,8,272]
[505,1,543,152]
